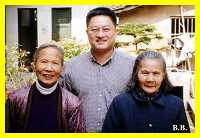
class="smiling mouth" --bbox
[97,39,106,43]
[144,85,155,88]
[43,74,54,79]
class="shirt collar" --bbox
[131,88,165,107]
[36,80,58,95]
[88,48,116,66]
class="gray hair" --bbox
[129,51,173,93]
[33,43,64,65]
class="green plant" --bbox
[58,38,90,60]
[6,39,89,92]
[118,23,163,50]
[6,44,35,92]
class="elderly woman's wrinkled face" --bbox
[33,47,63,88]
[137,58,164,96]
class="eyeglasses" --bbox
[87,26,114,34]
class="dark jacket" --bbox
[102,88,190,133]
[6,83,86,133]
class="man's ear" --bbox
[116,26,119,34]
[86,28,89,35]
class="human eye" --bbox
[141,71,149,75]
[153,72,161,75]
[40,59,48,64]
[103,27,111,32]
[90,28,98,33]
[52,61,59,65]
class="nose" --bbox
[146,74,154,81]
[96,29,105,38]
[45,63,54,71]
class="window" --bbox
[171,16,195,38]
[52,8,71,41]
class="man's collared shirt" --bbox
[61,49,134,132]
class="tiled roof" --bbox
[109,5,141,13]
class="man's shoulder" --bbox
[115,50,135,61]
[113,91,132,104]
[114,50,135,67]
[67,52,89,63]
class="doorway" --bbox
[170,86,183,99]
[18,8,37,71]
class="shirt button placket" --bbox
[97,107,101,111]
[99,79,103,84]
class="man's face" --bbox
[86,15,117,53]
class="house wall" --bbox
[6,6,19,68]
[37,6,96,45]
[116,5,195,104]
[71,6,96,44]
[37,7,52,45]
[168,71,193,105]
[6,5,97,70]
[6,5,97,47]
[6,6,18,48]
[117,5,195,39]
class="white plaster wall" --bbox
[6,6,18,68]
[37,7,52,45]
[154,6,195,39]
[6,5,194,46]
[37,5,97,44]
[182,7,195,15]
[71,6,88,43]
[6,6,18,47]
[71,6,97,43]
[118,5,195,40]
[168,71,193,105]
[6,6,98,47]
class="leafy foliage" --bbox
[58,38,90,61]
[6,39,90,92]
[118,23,163,49]
[6,44,35,92]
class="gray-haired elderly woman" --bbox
[6,44,86,133]
[102,51,190,133]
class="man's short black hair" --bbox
[86,7,117,27]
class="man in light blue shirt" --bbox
[61,7,134,132]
